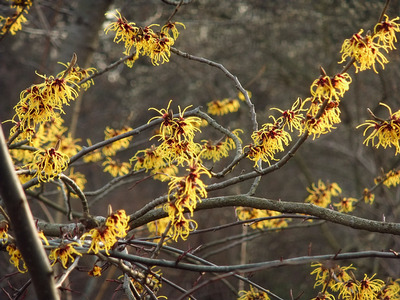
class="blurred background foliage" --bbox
[1,0,400,299]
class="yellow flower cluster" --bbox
[305,180,342,208]
[105,10,185,66]
[0,0,31,35]
[311,262,400,300]
[26,144,70,182]
[102,126,133,157]
[236,207,289,230]
[200,129,242,163]
[81,210,130,255]
[339,15,400,73]
[238,285,270,300]
[8,60,96,184]
[49,242,82,269]
[6,244,27,273]
[245,98,307,165]
[358,103,400,155]
[207,98,240,116]
[132,101,210,241]
[375,169,400,188]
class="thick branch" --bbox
[0,123,59,300]
[130,195,400,235]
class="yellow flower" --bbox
[362,188,375,204]
[246,122,291,165]
[83,139,103,163]
[339,29,389,73]
[311,262,355,290]
[358,274,385,300]
[168,158,210,216]
[81,210,130,255]
[49,242,82,269]
[102,157,130,177]
[27,144,70,182]
[6,244,27,273]
[271,97,307,132]
[238,90,252,101]
[305,180,341,208]
[151,164,179,182]
[333,197,357,213]
[200,130,241,163]
[149,100,202,165]
[169,213,198,242]
[236,207,289,229]
[57,62,97,91]
[0,221,9,244]
[378,169,400,188]
[102,126,133,157]
[130,145,165,172]
[310,73,351,103]
[0,6,28,35]
[357,103,400,154]
[207,98,240,116]
[311,292,335,300]
[374,14,400,50]
[333,279,360,299]
[105,209,130,238]
[105,11,184,66]
[237,285,270,300]
[302,99,341,139]
[161,21,185,40]
[88,265,102,277]
[38,72,80,106]
[378,278,400,299]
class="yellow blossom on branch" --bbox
[102,157,130,177]
[357,103,400,154]
[102,125,133,157]
[339,29,389,73]
[57,62,97,91]
[374,14,400,50]
[130,145,165,172]
[81,210,130,255]
[271,98,307,132]
[6,244,27,273]
[0,221,9,244]
[88,265,102,277]
[0,6,28,35]
[105,10,184,66]
[200,129,241,163]
[26,143,70,182]
[375,169,400,188]
[311,262,355,290]
[310,73,352,102]
[357,274,385,300]
[333,197,357,213]
[207,98,240,116]
[246,122,291,165]
[305,180,341,208]
[49,242,82,269]
[168,213,198,242]
[236,207,289,229]
[167,157,211,216]
[237,285,270,300]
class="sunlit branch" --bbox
[130,195,400,235]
